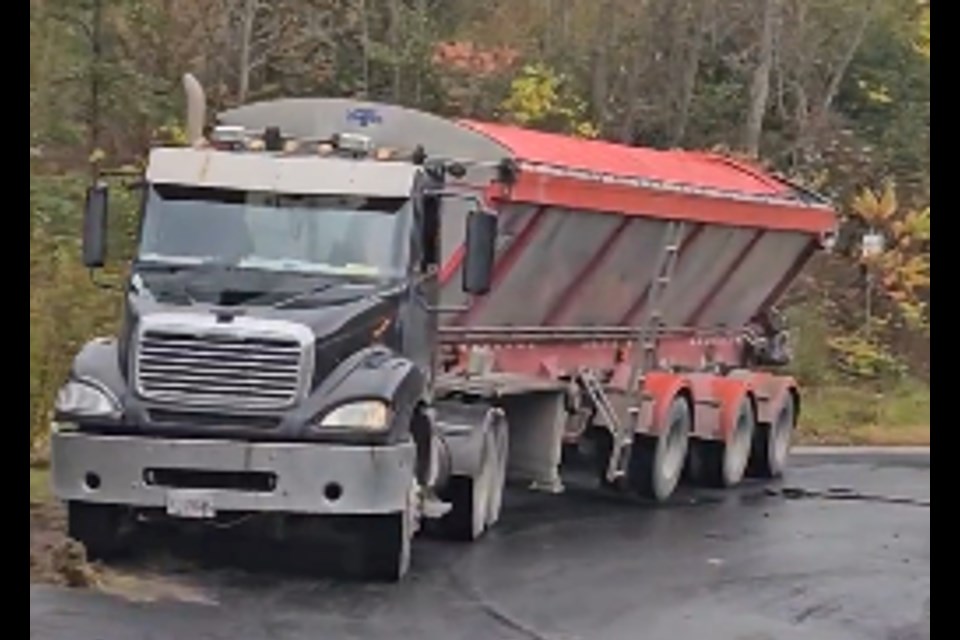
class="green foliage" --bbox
[827,333,907,380]
[798,380,929,444]
[30,173,136,457]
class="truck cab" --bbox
[51,88,504,581]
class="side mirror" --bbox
[82,182,108,268]
[462,208,498,295]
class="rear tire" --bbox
[748,394,796,478]
[66,502,130,561]
[688,398,756,488]
[628,397,691,501]
[438,420,505,541]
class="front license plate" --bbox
[166,490,216,519]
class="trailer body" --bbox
[50,79,837,581]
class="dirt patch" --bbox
[30,471,216,604]
[30,497,89,587]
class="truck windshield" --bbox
[137,184,410,278]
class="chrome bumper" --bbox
[51,432,415,515]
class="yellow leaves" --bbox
[857,79,894,105]
[574,121,600,139]
[901,206,930,242]
[828,333,906,380]
[153,122,189,146]
[913,2,930,59]
[852,181,897,223]
[88,148,106,164]
[848,180,929,332]
[501,63,597,138]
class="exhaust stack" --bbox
[182,73,206,146]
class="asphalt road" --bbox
[30,449,930,640]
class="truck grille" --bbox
[136,330,306,410]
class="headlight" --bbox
[316,400,390,431]
[54,379,120,420]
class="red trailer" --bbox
[430,121,836,500]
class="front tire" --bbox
[66,502,130,561]
[354,511,412,582]
[628,397,691,501]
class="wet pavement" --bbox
[30,450,930,640]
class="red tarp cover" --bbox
[459,120,793,198]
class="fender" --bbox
[726,370,798,426]
[711,377,756,441]
[639,371,692,436]
[70,337,126,395]
[284,345,427,443]
[433,400,503,479]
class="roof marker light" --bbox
[335,132,374,155]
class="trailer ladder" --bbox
[601,220,686,483]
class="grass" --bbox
[796,379,930,445]
[30,466,51,505]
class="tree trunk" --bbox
[360,0,370,98]
[389,0,402,102]
[590,0,616,131]
[794,0,878,161]
[817,0,878,122]
[743,0,780,157]
[237,0,257,103]
[670,0,710,147]
[89,0,103,177]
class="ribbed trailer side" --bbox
[435,120,835,338]
[437,206,819,332]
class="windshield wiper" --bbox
[271,282,339,309]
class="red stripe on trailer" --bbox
[457,206,549,325]
[618,224,704,326]
[755,238,818,315]
[685,229,766,326]
[542,217,632,326]
[439,245,466,285]
[501,173,835,234]
[438,183,504,286]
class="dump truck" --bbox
[50,74,837,581]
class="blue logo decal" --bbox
[346,107,383,128]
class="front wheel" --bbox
[66,502,131,561]
[352,511,412,582]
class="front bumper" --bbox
[51,431,415,515]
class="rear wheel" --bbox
[688,398,756,488]
[438,419,506,541]
[66,502,130,561]
[628,397,691,501]
[748,394,796,478]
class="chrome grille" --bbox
[136,329,306,409]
